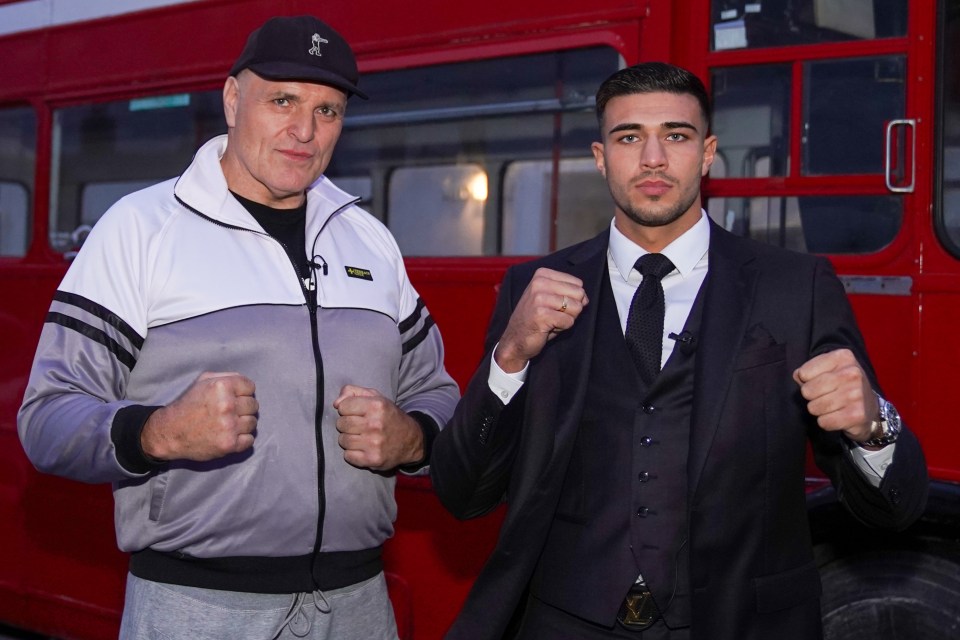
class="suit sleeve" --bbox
[806,257,928,531]
[430,267,528,519]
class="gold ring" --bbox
[560,296,568,312]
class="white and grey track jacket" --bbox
[18,135,460,592]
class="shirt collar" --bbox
[609,211,711,284]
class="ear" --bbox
[701,134,718,177]
[591,141,606,177]
[223,76,240,128]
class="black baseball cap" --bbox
[229,15,368,99]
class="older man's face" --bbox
[220,70,347,208]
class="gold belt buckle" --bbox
[617,587,659,631]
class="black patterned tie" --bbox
[625,253,676,385]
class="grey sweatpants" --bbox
[118,572,399,640]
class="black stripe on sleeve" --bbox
[398,297,426,334]
[401,315,436,355]
[47,312,138,370]
[53,291,144,350]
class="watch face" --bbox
[862,397,902,447]
[882,401,902,435]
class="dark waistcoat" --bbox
[530,269,706,629]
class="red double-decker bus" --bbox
[1,0,958,638]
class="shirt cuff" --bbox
[487,344,528,405]
[847,442,897,488]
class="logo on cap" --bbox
[309,33,329,57]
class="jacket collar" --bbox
[173,135,360,231]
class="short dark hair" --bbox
[595,62,711,131]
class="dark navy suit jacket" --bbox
[431,221,928,640]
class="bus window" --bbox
[0,106,35,257]
[708,194,805,251]
[50,90,225,252]
[329,46,619,256]
[388,164,487,256]
[937,0,960,254]
[49,47,618,257]
[708,2,909,256]
[708,194,900,254]
[81,180,158,227]
[804,56,905,176]
[711,64,790,178]
[711,0,907,51]
[503,158,609,255]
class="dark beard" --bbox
[616,189,699,228]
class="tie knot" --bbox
[635,253,675,280]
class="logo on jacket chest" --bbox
[344,266,373,281]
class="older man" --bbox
[18,15,458,640]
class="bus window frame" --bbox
[702,20,921,271]
[42,42,627,259]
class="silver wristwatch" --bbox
[861,394,902,448]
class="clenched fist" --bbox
[334,385,424,471]
[141,372,258,461]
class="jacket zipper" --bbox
[244,238,328,576]
[177,194,359,583]
[303,198,357,571]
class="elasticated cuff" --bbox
[111,404,165,474]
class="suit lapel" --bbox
[688,223,759,498]
[527,231,608,484]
